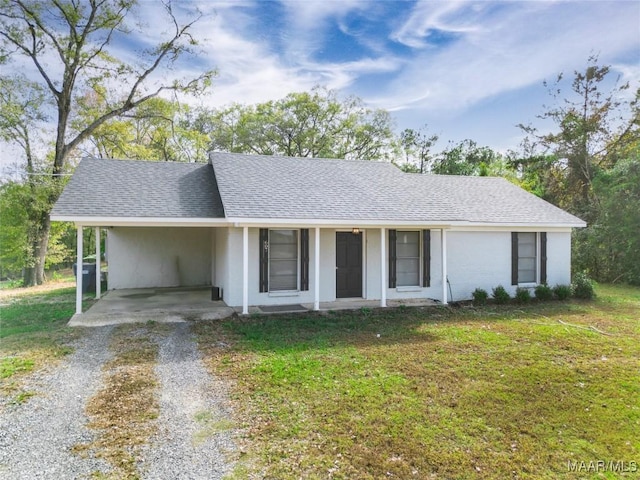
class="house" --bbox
[51,152,585,315]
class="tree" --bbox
[518,55,639,221]
[75,95,210,162]
[0,0,214,285]
[398,125,438,173]
[518,57,639,282]
[198,87,395,161]
[431,139,508,176]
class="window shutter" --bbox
[422,229,431,287]
[389,229,397,288]
[259,228,269,292]
[540,232,547,284]
[300,229,309,291]
[511,232,518,286]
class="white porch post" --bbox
[314,227,320,311]
[441,228,448,305]
[380,227,386,307]
[75,225,83,315]
[242,226,249,315]
[95,227,101,300]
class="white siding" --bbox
[107,227,213,289]
[446,230,573,301]
[547,231,572,286]
[106,226,573,306]
[446,231,511,301]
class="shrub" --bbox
[492,285,511,305]
[515,287,531,304]
[471,288,488,306]
[572,272,595,300]
[534,284,554,301]
[553,284,572,301]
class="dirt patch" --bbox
[0,280,75,301]
[75,326,159,479]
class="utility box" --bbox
[211,286,222,301]
[73,263,96,293]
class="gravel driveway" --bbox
[0,322,237,479]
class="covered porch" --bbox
[72,224,451,319]
[69,286,441,327]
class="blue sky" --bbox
[168,0,638,152]
[1,0,639,175]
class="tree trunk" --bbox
[35,216,51,285]
[22,214,51,287]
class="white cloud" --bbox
[391,1,484,49]
[371,1,640,114]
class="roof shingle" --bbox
[51,157,224,218]
[51,153,585,227]
[209,152,585,225]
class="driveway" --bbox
[0,323,237,479]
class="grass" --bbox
[0,286,93,399]
[195,284,640,479]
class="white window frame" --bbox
[395,230,422,288]
[268,229,300,293]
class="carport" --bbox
[68,286,235,327]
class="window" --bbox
[512,232,547,285]
[396,231,420,286]
[517,232,537,283]
[259,228,309,293]
[269,229,298,291]
[389,229,431,288]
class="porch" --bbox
[68,287,441,327]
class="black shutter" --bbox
[300,229,309,291]
[511,232,519,286]
[540,232,547,284]
[259,228,269,292]
[422,229,431,287]
[389,229,397,288]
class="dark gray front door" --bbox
[336,232,362,298]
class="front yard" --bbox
[1,284,638,478]
[195,285,640,479]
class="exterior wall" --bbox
[106,226,572,305]
[446,230,511,301]
[107,227,212,289]
[222,227,449,307]
[446,230,573,301]
[214,227,229,300]
[546,231,572,286]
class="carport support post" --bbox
[95,227,101,300]
[441,228,448,305]
[76,225,83,315]
[314,227,320,311]
[380,227,386,307]
[242,226,249,315]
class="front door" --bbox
[336,232,363,298]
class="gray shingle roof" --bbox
[51,153,585,227]
[51,157,224,218]
[209,152,585,225]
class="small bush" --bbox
[534,284,554,301]
[492,285,511,305]
[515,287,531,304]
[471,288,488,306]
[572,272,595,300]
[553,284,572,301]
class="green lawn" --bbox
[0,288,93,389]
[195,285,640,479]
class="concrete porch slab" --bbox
[69,287,236,327]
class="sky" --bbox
[1,0,639,175]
